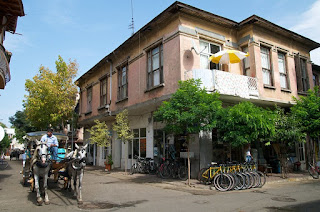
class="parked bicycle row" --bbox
[130,156,188,180]
[197,162,266,191]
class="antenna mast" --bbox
[129,0,134,35]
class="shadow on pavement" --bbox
[265,199,320,212]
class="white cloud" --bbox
[290,0,320,64]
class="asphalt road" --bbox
[1,159,320,212]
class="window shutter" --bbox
[294,55,302,92]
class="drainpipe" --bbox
[107,59,113,114]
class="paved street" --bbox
[1,159,320,212]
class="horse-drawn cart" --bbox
[22,131,69,188]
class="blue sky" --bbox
[1,0,319,127]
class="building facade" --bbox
[0,0,24,90]
[76,2,320,176]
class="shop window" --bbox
[130,128,146,158]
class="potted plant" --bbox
[104,154,113,171]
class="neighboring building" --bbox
[5,128,24,150]
[76,2,320,175]
[0,0,25,90]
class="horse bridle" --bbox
[71,148,87,170]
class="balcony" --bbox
[192,69,259,99]
[0,44,11,89]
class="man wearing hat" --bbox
[41,128,59,161]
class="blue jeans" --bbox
[49,146,58,160]
[246,155,252,163]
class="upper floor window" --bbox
[242,46,250,76]
[200,40,221,70]
[147,44,163,89]
[278,52,289,89]
[301,59,309,92]
[313,74,319,87]
[117,64,128,100]
[261,46,273,86]
[86,86,92,112]
[100,77,107,106]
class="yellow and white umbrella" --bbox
[209,50,249,64]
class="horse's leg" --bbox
[73,173,78,198]
[34,174,43,205]
[78,171,83,204]
[44,173,50,205]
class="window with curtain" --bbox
[199,40,221,70]
[261,46,272,86]
[117,64,128,100]
[300,59,309,92]
[242,46,250,76]
[86,86,92,112]
[278,52,288,89]
[147,44,163,89]
[100,77,107,106]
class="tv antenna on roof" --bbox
[129,0,135,35]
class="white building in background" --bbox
[5,128,24,150]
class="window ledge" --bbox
[264,85,276,90]
[298,91,308,96]
[145,83,165,93]
[116,97,128,104]
[98,105,108,111]
[281,88,291,93]
[85,111,92,116]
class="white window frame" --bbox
[278,52,289,89]
[129,128,147,158]
[261,46,273,86]
[199,40,221,70]
[147,44,163,89]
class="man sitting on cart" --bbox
[41,128,58,161]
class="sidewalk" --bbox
[85,166,314,191]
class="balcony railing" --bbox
[0,44,10,84]
[192,69,259,99]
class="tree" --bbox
[87,120,111,147]
[217,101,276,147]
[153,79,222,185]
[269,107,305,178]
[291,86,320,165]
[24,56,78,130]
[112,109,134,174]
[0,122,11,153]
[9,110,38,142]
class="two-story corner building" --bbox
[0,0,24,90]
[76,2,320,176]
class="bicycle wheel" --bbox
[308,166,319,179]
[213,173,232,191]
[130,163,139,174]
[178,166,188,180]
[234,173,245,190]
[159,164,171,179]
[0,160,8,170]
[256,171,266,188]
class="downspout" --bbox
[107,59,113,113]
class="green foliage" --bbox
[87,120,111,147]
[106,154,113,165]
[112,109,134,144]
[291,86,320,139]
[9,110,38,143]
[24,56,78,129]
[271,107,305,146]
[217,101,276,147]
[0,122,11,152]
[153,79,222,135]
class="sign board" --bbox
[0,126,4,142]
[180,152,194,159]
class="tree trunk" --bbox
[187,137,190,186]
[124,141,128,174]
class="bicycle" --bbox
[0,158,9,170]
[308,162,320,179]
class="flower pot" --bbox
[105,163,111,171]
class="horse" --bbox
[30,140,52,205]
[66,143,88,204]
